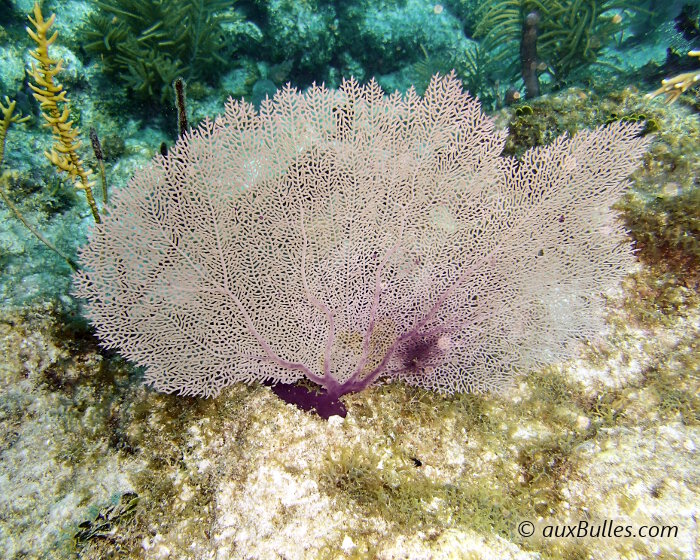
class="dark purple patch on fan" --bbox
[266,381,347,419]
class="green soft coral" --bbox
[83,0,248,102]
[475,0,638,87]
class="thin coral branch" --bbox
[26,2,101,222]
[646,50,700,104]
[0,98,77,270]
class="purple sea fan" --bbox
[73,73,650,415]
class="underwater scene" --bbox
[0,0,699,558]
